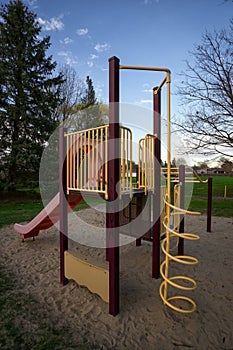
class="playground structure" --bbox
[14,56,213,316]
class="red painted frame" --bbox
[107,56,120,316]
[152,87,161,278]
[59,126,68,285]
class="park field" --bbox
[187,175,233,217]
[0,191,101,228]
[0,175,232,228]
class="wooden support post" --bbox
[59,126,68,285]
[152,87,161,279]
[178,165,185,255]
[107,56,120,316]
[207,177,212,232]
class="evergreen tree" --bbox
[80,75,97,108]
[0,0,63,188]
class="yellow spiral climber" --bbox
[159,186,201,314]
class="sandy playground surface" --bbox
[0,211,233,349]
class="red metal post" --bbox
[152,87,161,279]
[135,164,142,246]
[135,164,139,189]
[136,192,143,246]
[178,165,185,255]
[107,56,120,316]
[59,126,68,285]
[207,177,212,232]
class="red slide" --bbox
[14,193,82,240]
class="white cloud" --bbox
[142,0,159,4]
[143,88,155,93]
[60,37,73,45]
[142,83,154,93]
[90,54,98,60]
[57,51,68,57]
[87,61,94,68]
[66,57,78,65]
[57,51,78,65]
[94,43,111,53]
[140,99,153,104]
[26,0,38,8]
[38,15,64,31]
[76,28,88,36]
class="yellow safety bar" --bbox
[191,169,208,184]
[65,125,109,199]
[138,134,157,193]
[65,125,132,200]
[120,126,133,198]
[161,167,209,184]
[173,183,181,231]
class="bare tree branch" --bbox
[176,22,233,158]
[54,64,85,122]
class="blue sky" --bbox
[2,0,233,163]
[18,0,232,107]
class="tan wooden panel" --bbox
[64,251,109,303]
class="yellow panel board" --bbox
[64,251,109,303]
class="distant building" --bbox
[207,168,225,175]
[194,166,231,176]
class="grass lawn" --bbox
[187,176,233,217]
[191,175,233,198]
[0,191,43,227]
[0,190,103,228]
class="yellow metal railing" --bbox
[120,126,133,198]
[161,167,209,184]
[173,183,181,231]
[65,125,109,199]
[161,167,179,183]
[65,125,132,199]
[189,169,208,184]
[138,134,156,193]
[160,186,167,235]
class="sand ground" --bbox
[0,211,233,349]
